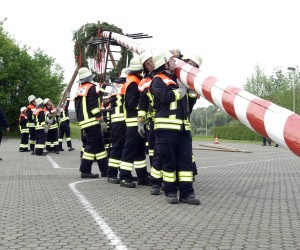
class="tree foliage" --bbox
[0,21,64,131]
[244,65,300,111]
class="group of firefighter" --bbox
[18,93,75,156]
[74,49,202,205]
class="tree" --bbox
[244,65,269,97]
[0,21,64,131]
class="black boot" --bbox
[120,179,136,188]
[179,194,200,205]
[166,193,179,204]
[107,177,121,184]
[81,173,99,178]
[151,185,161,195]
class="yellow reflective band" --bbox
[125,117,138,127]
[192,154,195,162]
[83,152,95,160]
[91,107,100,114]
[170,101,177,110]
[82,96,88,120]
[178,171,193,177]
[109,158,120,168]
[120,161,133,171]
[172,89,181,101]
[66,137,71,141]
[178,171,193,182]
[95,151,107,160]
[155,117,183,124]
[80,121,99,129]
[111,117,125,123]
[49,124,58,129]
[150,167,162,179]
[148,149,154,156]
[79,117,97,126]
[60,117,69,122]
[155,124,181,130]
[163,176,177,183]
[178,177,193,182]
[84,152,95,158]
[138,110,146,117]
[163,171,177,182]
[134,159,147,169]
[35,144,45,149]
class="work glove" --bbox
[44,124,49,134]
[187,89,198,98]
[177,84,187,99]
[46,118,53,125]
[138,119,146,138]
[99,119,107,132]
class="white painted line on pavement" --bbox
[47,155,60,168]
[201,156,298,169]
[69,180,128,250]
[200,156,298,169]
[195,151,291,160]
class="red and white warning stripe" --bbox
[101,31,300,157]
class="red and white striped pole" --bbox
[101,31,300,157]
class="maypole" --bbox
[101,31,300,157]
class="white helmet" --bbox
[78,67,92,80]
[186,54,202,67]
[152,50,173,69]
[28,95,36,103]
[139,51,153,65]
[43,98,50,105]
[20,107,26,113]
[126,56,143,72]
[35,98,43,106]
[119,68,128,78]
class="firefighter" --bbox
[119,56,150,188]
[26,95,37,154]
[74,67,108,178]
[44,98,60,154]
[19,106,30,152]
[34,98,48,156]
[149,50,200,205]
[58,92,75,152]
[106,68,128,184]
[137,52,161,195]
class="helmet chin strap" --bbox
[166,62,175,74]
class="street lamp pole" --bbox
[288,67,296,113]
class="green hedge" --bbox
[211,126,262,141]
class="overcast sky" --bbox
[1,0,299,107]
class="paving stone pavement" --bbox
[0,138,300,250]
